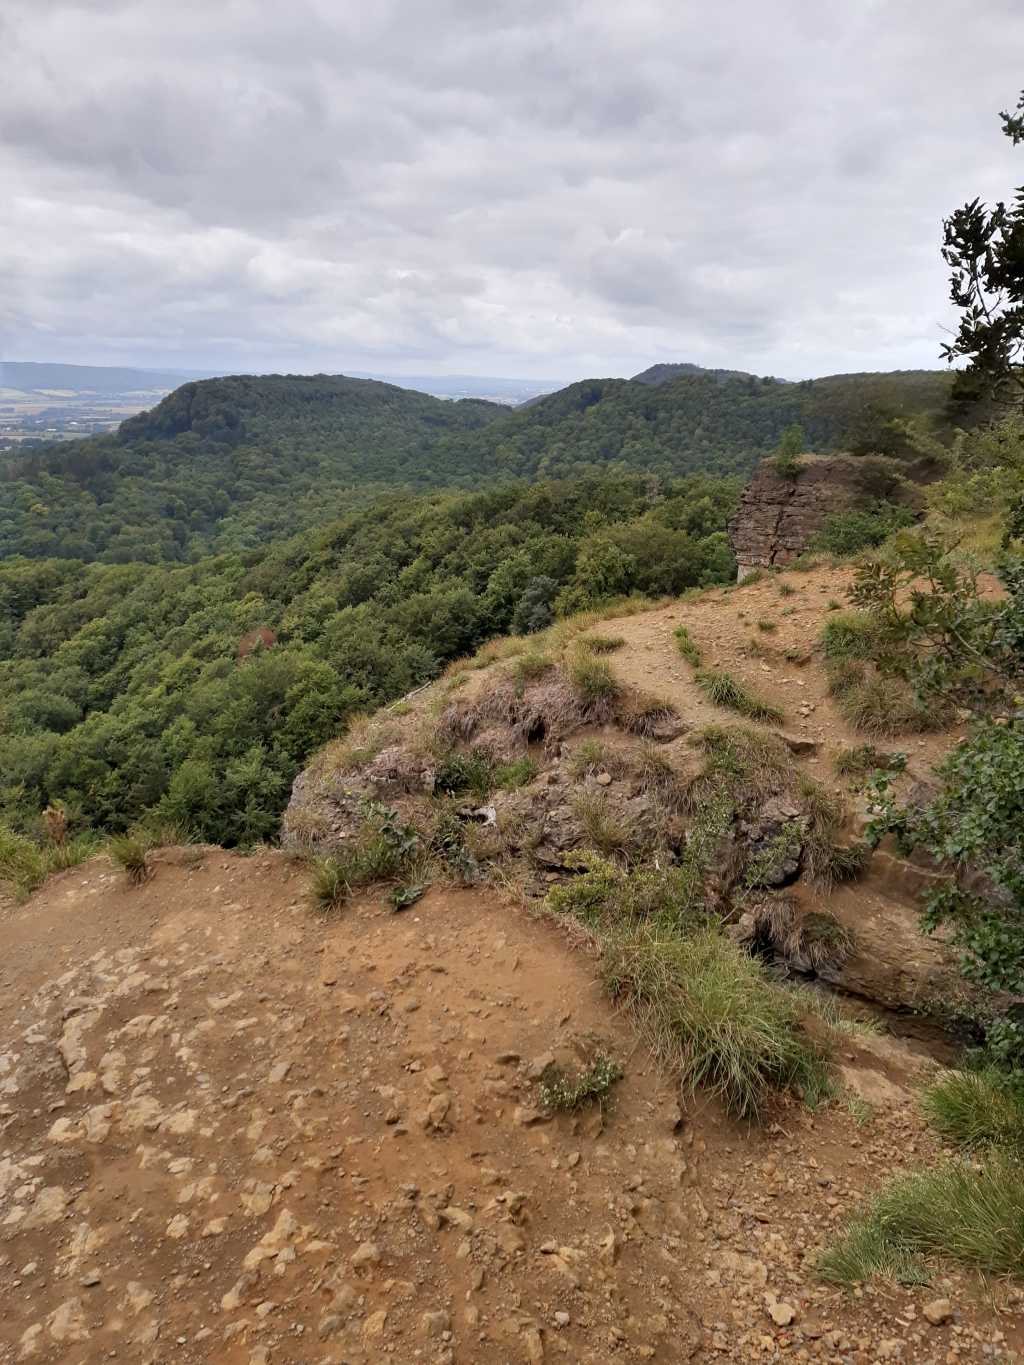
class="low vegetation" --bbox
[538,1054,624,1114]
[602,922,830,1119]
[694,669,784,723]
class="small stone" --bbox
[922,1297,953,1326]
[363,1308,388,1340]
[351,1240,381,1270]
[553,1311,570,1327]
[595,771,612,786]
[79,1270,101,1288]
[768,1300,797,1327]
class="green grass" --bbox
[757,618,777,633]
[778,582,797,597]
[494,757,538,789]
[601,921,830,1119]
[578,633,626,654]
[821,611,884,660]
[694,669,784,724]
[833,744,905,779]
[108,832,154,885]
[509,651,554,688]
[674,624,703,666]
[567,652,621,705]
[0,824,100,900]
[308,804,421,913]
[538,1054,623,1113]
[922,1070,1024,1152]
[818,1153,1024,1285]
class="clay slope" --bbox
[1,851,1021,1365]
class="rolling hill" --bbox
[0,366,956,564]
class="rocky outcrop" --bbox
[728,455,915,579]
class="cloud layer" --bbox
[3,0,1023,380]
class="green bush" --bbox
[433,750,495,800]
[811,501,917,556]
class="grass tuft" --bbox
[601,921,830,1118]
[674,624,703,666]
[922,1070,1024,1152]
[578,634,626,654]
[108,832,154,885]
[819,1153,1024,1284]
[567,652,621,706]
[694,669,784,724]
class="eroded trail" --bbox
[0,851,1020,1364]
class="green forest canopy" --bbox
[0,368,953,564]
[0,473,738,846]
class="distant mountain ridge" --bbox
[631,361,771,385]
[0,364,956,564]
[0,361,223,394]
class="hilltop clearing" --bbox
[1,849,1020,1364]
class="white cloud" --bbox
[2,0,1023,380]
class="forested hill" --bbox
[2,375,503,562]
[0,367,953,564]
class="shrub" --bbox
[814,501,918,557]
[308,802,421,912]
[772,452,804,480]
[804,839,870,891]
[694,669,784,724]
[538,1054,623,1113]
[819,1153,1024,1284]
[757,618,777,633]
[778,581,797,597]
[601,921,830,1118]
[674,624,703,666]
[547,853,706,933]
[433,750,495,800]
[0,822,100,900]
[922,1069,1024,1152]
[866,720,1024,995]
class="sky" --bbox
[2,0,1023,384]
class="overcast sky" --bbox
[2,0,1023,383]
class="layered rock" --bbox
[728,454,915,580]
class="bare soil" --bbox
[1,848,1021,1364]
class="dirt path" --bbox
[1,850,1020,1364]
[595,566,964,786]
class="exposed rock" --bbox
[730,455,917,579]
[922,1298,954,1326]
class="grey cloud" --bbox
[3,0,1024,380]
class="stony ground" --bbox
[1,848,1022,1364]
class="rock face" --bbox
[728,455,913,579]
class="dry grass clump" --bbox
[566,652,621,709]
[314,712,402,777]
[566,738,632,780]
[572,792,639,857]
[614,686,681,738]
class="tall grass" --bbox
[818,1153,1024,1284]
[694,669,784,724]
[567,652,621,705]
[601,921,829,1118]
[0,824,99,900]
[922,1070,1024,1152]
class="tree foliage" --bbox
[0,474,738,845]
[941,90,1024,405]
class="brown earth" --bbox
[1,849,1021,1365]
